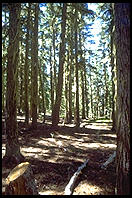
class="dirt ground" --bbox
[2,117,116,195]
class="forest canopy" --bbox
[2,3,113,124]
[2,3,130,195]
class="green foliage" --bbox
[2,3,113,122]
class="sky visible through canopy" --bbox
[39,3,103,74]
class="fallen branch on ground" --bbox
[64,159,89,195]
[101,151,116,170]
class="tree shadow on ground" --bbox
[2,120,116,195]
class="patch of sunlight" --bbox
[57,134,71,139]
[48,156,62,163]
[74,133,88,136]
[80,123,87,128]
[89,143,116,149]
[85,125,111,130]
[23,152,36,157]
[58,123,75,128]
[96,119,112,123]
[37,138,58,147]
[17,115,25,120]
[37,138,64,148]
[102,134,116,138]
[39,190,60,195]
[73,182,104,195]
[21,147,43,153]
[72,141,116,149]
[91,122,110,126]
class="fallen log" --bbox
[101,151,116,170]
[5,162,38,195]
[65,159,89,195]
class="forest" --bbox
[2,3,130,195]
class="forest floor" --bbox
[2,116,116,195]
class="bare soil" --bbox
[2,117,116,195]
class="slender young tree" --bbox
[24,3,31,125]
[110,8,117,131]
[31,3,39,129]
[114,3,130,195]
[52,3,67,127]
[68,10,74,123]
[74,4,80,126]
[3,3,25,166]
[38,59,46,122]
[50,45,54,111]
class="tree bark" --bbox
[50,45,54,112]
[89,63,93,118]
[84,64,89,118]
[5,162,38,195]
[74,5,80,126]
[114,3,130,195]
[3,3,25,168]
[68,19,74,123]
[64,55,69,124]
[52,3,67,127]
[38,60,46,122]
[24,3,31,125]
[110,9,117,131]
[31,3,39,129]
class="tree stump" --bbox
[5,162,38,195]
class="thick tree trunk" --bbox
[3,3,25,167]
[52,3,67,127]
[114,3,130,195]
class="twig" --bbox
[101,151,116,170]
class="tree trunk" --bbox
[24,3,31,125]
[81,69,85,119]
[5,162,38,195]
[38,60,46,122]
[84,64,89,118]
[52,3,67,127]
[50,45,54,112]
[104,62,108,117]
[31,3,39,129]
[110,7,117,131]
[74,6,80,127]
[114,3,130,195]
[64,56,69,124]
[79,32,85,119]
[17,41,24,114]
[68,21,74,124]
[3,3,25,167]
[89,64,93,118]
